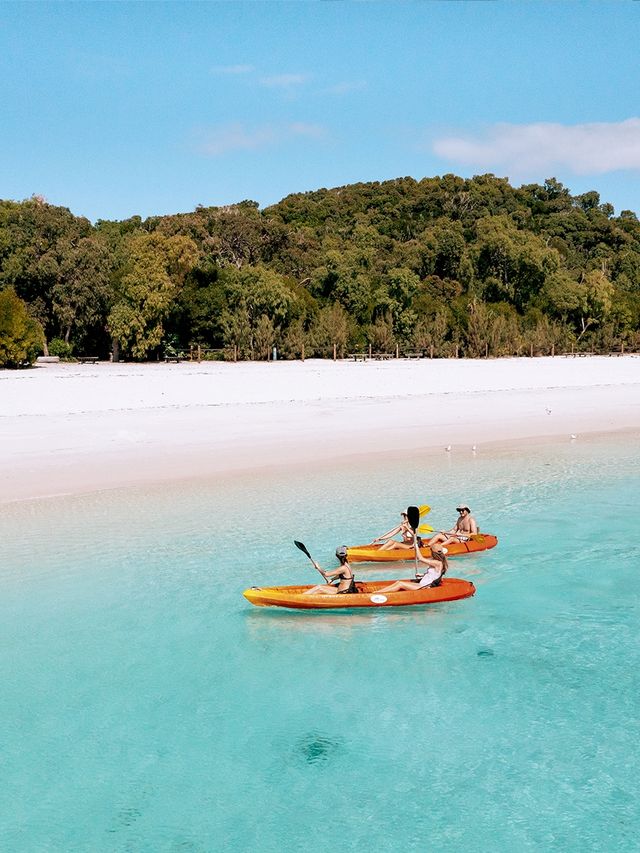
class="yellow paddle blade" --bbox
[417,524,433,534]
[419,504,431,517]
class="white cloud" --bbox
[197,122,327,156]
[432,118,640,175]
[259,73,308,89]
[288,122,327,140]
[211,64,254,75]
[325,81,367,95]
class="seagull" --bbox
[570,434,577,440]
[545,407,552,415]
[472,444,477,453]
[445,445,452,452]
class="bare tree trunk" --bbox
[576,318,593,343]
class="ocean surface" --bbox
[1,433,639,852]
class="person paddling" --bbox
[303,546,358,596]
[370,511,416,551]
[376,546,449,594]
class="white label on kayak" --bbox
[370,594,388,604]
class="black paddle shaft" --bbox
[294,540,327,581]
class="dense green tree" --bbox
[0,288,43,367]
[474,215,560,309]
[369,312,396,352]
[310,302,349,357]
[253,314,276,360]
[108,232,198,359]
[220,265,302,358]
[52,236,113,346]
[282,317,309,359]
[0,197,92,350]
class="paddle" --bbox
[417,524,433,534]
[419,505,431,517]
[293,540,327,581]
[407,506,420,576]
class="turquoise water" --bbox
[1,434,639,852]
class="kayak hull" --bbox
[347,534,498,563]
[243,578,475,610]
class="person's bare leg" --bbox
[304,584,338,595]
[377,580,419,593]
[380,540,407,551]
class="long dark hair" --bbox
[431,548,448,576]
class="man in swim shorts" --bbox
[428,504,478,548]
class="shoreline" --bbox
[1,357,639,504]
[5,426,639,508]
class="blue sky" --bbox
[1,2,639,222]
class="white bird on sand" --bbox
[570,434,577,440]
[445,445,452,452]
[472,444,477,453]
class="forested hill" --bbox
[1,173,640,366]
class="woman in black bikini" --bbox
[303,546,358,596]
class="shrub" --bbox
[48,337,74,359]
[0,288,44,368]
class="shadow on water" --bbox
[477,647,495,658]
[242,604,445,637]
[295,732,344,765]
[107,806,142,834]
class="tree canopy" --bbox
[1,174,640,365]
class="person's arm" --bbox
[323,567,343,579]
[402,523,415,540]
[371,523,401,544]
[469,518,478,535]
[312,561,328,580]
[380,524,403,539]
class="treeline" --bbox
[1,174,640,367]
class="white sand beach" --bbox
[1,356,639,502]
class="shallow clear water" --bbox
[1,434,639,852]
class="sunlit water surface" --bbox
[1,434,639,852]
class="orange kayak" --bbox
[347,533,498,563]
[243,578,475,609]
